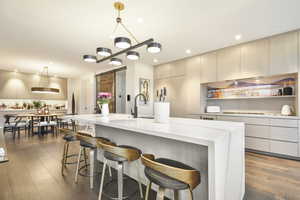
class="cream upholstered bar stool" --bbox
[141,154,201,200]
[97,140,144,200]
[75,130,112,189]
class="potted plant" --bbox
[97,92,112,117]
[32,101,42,110]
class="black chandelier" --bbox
[83,1,162,66]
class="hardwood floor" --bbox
[1,132,300,200]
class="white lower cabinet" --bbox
[245,137,270,152]
[246,125,269,139]
[270,127,298,142]
[202,114,300,157]
[270,140,298,157]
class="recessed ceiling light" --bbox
[153,59,158,63]
[235,34,242,40]
[137,18,144,23]
[185,49,191,54]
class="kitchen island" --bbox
[66,114,245,200]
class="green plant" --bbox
[32,101,42,109]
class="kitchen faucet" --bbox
[132,93,147,118]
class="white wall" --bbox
[67,73,96,114]
[68,62,154,116]
[126,62,154,116]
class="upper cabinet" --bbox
[241,39,269,78]
[269,31,298,75]
[200,52,217,83]
[217,46,241,81]
[154,60,185,80]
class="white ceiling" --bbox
[1,0,300,78]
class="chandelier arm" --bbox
[120,22,140,44]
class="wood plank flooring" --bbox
[1,132,300,200]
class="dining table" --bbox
[17,113,64,135]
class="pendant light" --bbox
[96,47,112,57]
[83,55,97,63]
[109,58,123,66]
[83,1,162,64]
[126,51,140,60]
[147,42,162,53]
[31,66,60,94]
[114,37,131,49]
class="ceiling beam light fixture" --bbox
[83,1,162,64]
[31,66,59,94]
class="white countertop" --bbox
[65,114,244,146]
[65,114,245,200]
[193,112,300,119]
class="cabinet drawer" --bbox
[270,127,298,142]
[217,116,242,122]
[246,125,269,139]
[244,117,269,125]
[245,137,269,152]
[269,119,298,127]
[270,140,298,157]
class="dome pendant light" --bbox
[83,55,97,63]
[147,42,162,53]
[114,37,131,49]
[96,47,112,57]
[109,58,123,66]
[126,51,140,60]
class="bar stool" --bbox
[60,127,78,176]
[141,154,201,200]
[97,140,144,200]
[75,131,112,189]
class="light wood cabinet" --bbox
[241,39,269,78]
[154,64,172,79]
[185,56,201,114]
[269,31,298,75]
[200,52,217,83]
[217,46,241,81]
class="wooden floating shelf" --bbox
[207,95,296,100]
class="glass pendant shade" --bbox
[83,55,97,63]
[147,42,162,53]
[96,47,112,57]
[109,58,122,66]
[114,37,131,49]
[126,51,140,60]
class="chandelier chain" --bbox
[120,22,139,44]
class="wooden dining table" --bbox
[17,113,64,135]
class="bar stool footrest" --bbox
[102,177,139,200]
